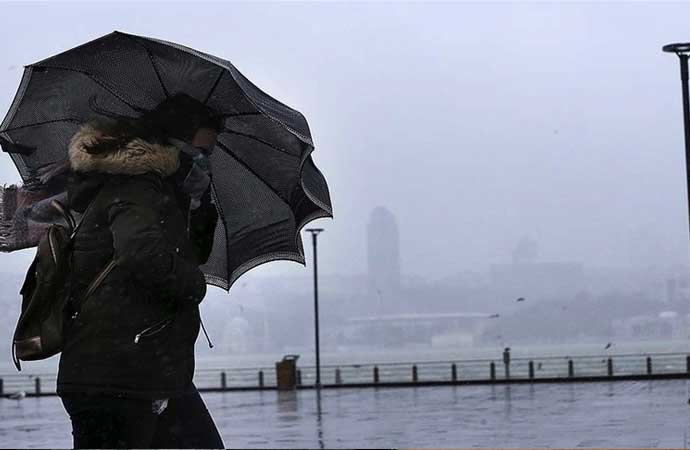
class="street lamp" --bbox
[305,228,324,388]
[663,43,690,248]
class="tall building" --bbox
[367,207,401,299]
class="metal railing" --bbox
[2,352,689,396]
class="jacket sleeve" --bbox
[106,186,207,305]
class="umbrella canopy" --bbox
[0,30,333,291]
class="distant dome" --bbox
[659,311,678,319]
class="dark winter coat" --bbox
[56,122,216,399]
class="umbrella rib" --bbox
[222,112,263,117]
[123,35,170,98]
[1,117,82,133]
[203,69,224,105]
[35,65,148,114]
[129,32,314,147]
[216,141,291,208]
[222,128,299,159]
[145,50,170,98]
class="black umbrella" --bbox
[0,30,333,291]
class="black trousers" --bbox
[59,384,225,449]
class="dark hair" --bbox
[83,93,223,155]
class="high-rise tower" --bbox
[367,207,401,298]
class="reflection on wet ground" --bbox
[1,380,688,448]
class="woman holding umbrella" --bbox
[0,30,333,448]
[56,93,225,448]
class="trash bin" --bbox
[275,354,300,390]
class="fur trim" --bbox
[68,123,180,177]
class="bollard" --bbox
[296,370,302,386]
[646,357,652,375]
[528,361,534,379]
[451,363,457,382]
[373,366,380,384]
[490,362,496,380]
[35,377,41,395]
[607,358,613,377]
[258,370,264,388]
[335,368,342,385]
[412,365,418,382]
[568,359,574,378]
[220,372,227,389]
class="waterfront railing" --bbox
[1,352,689,397]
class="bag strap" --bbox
[49,200,76,231]
[66,187,117,311]
[49,188,101,240]
[69,193,101,240]
[80,258,117,306]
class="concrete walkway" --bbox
[0,380,688,448]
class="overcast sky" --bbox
[2,1,690,286]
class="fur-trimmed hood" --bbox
[68,122,180,177]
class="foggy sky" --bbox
[1,1,690,286]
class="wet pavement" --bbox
[0,380,688,448]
